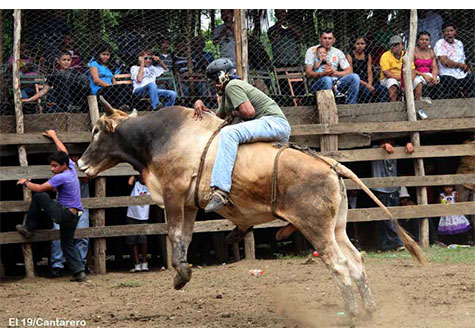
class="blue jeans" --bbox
[211,116,291,193]
[310,74,360,104]
[51,209,89,269]
[374,191,403,250]
[359,83,389,103]
[134,82,177,108]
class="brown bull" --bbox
[78,97,425,321]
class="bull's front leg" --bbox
[166,198,197,290]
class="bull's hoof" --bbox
[173,264,192,290]
[225,227,252,244]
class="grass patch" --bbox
[364,246,475,264]
[114,280,142,288]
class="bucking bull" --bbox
[78,97,426,322]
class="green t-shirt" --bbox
[217,79,287,120]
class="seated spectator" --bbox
[304,30,360,104]
[434,23,474,99]
[379,35,415,102]
[58,34,83,71]
[158,37,177,73]
[126,175,150,273]
[116,18,144,69]
[213,9,236,66]
[438,185,472,245]
[268,9,302,68]
[88,43,135,110]
[130,49,177,110]
[346,36,388,103]
[313,46,343,97]
[413,32,440,100]
[9,43,43,99]
[22,50,89,112]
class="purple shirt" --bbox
[48,159,83,210]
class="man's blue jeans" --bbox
[310,74,360,104]
[373,191,403,250]
[211,116,291,193]
[51,209,89,269]
[133,82,177,108]
[359,83,389,103]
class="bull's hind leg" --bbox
[166,197,198,290]
[334,179,376,315]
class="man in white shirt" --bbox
[434,23,474,99]
[130,50,177,110]
[304,30,360,104]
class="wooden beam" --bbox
[0,132,91,145]
[2,202,474,245]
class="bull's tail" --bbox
[319,156,427,266]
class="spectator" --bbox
[15,131,86,282]
[313,46,343,97]
[304,30,360,104]
[126,175,151,273]
[346,36,388,103]
[417,10,443,49]
[268,9,302,68]
[158,37,177,73]
[130,49,177,110]
[456,134,475,226]
[45,131,90,278]
[371,139,414,252]
[58,34,83,71]
[9,43,43,99]
[116,18,145,69]
[379,35,415,102]
[88,43,135,110]
[438,185,472,245]
[213,9,236,66]
[434,23,474,99]
[413,32,440,100]
[22,50,89,113]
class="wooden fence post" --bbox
[317,90,339,152]
[403,10,429,248]
[234,9,248,82]
[244,229,256,260]
[13,9,35,278]
[87,95,107,274]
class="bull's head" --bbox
[78,96,134,177]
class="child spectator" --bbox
[346,36,388,103]
[413,32,439,100]
[130,49,177,110]
[88,43,134,110]
[438,185,472,244]
[58,34,83,71]
[126,175,151,273]
[314,46,344,98]
[22,50,89,112]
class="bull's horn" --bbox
[129,109,138,117]
[99,96,114,116]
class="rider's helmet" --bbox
[205,58,235,85]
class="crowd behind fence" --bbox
[0,9,474,123]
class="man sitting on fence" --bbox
[434,23,474,99]
[22,50,89,113]
[379,35,415,102]
[131,49,177,110]
[15,131,87,282]
[304,29,360,104]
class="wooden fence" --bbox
[1,94,475,277]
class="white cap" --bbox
[399,186,410,198]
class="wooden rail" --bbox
[2,202,474,245]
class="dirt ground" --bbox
[1,250,474,328]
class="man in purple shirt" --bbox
[16,130,86,282]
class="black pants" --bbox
[438,74,474,99]
[374,191,403,251]
[26,192,84,274]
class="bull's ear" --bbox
[104,118,119,133]
[99,96,115,116]
[129,109,138,118]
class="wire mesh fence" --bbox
[1,9,474,126]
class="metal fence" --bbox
[1,9,474,123]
